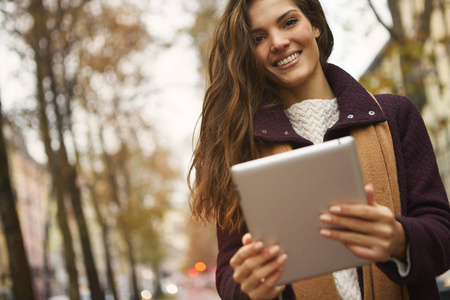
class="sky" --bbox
[0,0,392,206]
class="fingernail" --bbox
[277,253,287,263]
[269,245,280,255]
[255,241,263,250]
[320,229,331,237]
[330,206,341,213]
[319,214,332,222]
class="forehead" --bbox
[248,0,300,24]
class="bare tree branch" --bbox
[367,0,397,39]
[418,0,434,40]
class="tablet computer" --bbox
[231,136,370,285]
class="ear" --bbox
[313,26,321,38]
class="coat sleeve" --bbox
[215,223,251,300]
[216,223,296,299]
[375,95,450,285]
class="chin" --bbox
[273,77,307,89]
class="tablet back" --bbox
[231,136,370,285]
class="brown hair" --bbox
[189,0,334,233]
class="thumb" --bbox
[242,232,253,245]
[365,184,375,206]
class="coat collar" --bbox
[253,64,386,146]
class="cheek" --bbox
[312,40,321,60]
[254,47,268,66]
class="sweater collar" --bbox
[253,64,386,145]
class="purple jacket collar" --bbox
[253,64,386,146]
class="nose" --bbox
[270,33,289,52]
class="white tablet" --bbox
[231,136,370,285]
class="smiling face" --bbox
[248,0,326,101]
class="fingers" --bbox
[345,244,388,261]
[324,184,378,221]
[240,253,287,292]
[323,202,393,222]
[230,239,288,299]
[319,184,407,262]
[232,244,282,283]
[319,185,395,235]
[246,270,286,300]
[319,212,394,237]
[230,240,264,270]
[320,228,392,261]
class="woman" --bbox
[188,0,450,299]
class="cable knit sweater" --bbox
[284,98,361,300]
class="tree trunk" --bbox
[153,267,164,299]
[28,0,105,297]
[438,0,450,59]
[103,225,119,300]
[54,177,80,300]
[33,39,80,300]
[387,0,405,39]
[43,217,52,299]
[372,0,432,111]
[0,250,6,300]
[45,32,105,300]
[66,167,105,300]
[119,145,140,300]
[128,240,140,300]
[0,101,36,300]
[88,183,119,300]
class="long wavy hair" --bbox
[189,0,334,233]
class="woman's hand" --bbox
[229,233,287,300]
[319,185,407,262]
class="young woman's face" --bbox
[248,0,322,90]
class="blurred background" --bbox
[0,0,449,299]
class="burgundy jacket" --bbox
[215,64,450,300]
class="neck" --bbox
[277,67,335,109]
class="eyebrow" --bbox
[251,9,299,34]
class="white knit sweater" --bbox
[284,98,362,300]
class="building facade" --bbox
[0,123,50,300]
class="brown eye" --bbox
[253,35,266,44]
[285,18,298,27]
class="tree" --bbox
[0,0,152,298]
[0,95,35,299]
[2,0,183,299]
[85,177,119,300]
[111,139,177,300]
[72,4,172,297]
[23,0,104,297]
[188,0,222,75]
[362,0,441,111]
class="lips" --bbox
[275,51,301,67]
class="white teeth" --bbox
[277,52,300,67]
